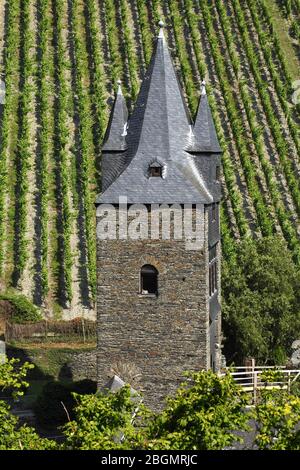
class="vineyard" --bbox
[0,0,299,319]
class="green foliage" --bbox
[254,389,300,449]
[36,0,52,297]
[0,358,54,449]
[1,362,300,450]
[202,2,273,238]
[86,0,108,142]
[53,0,73,303]
[0,0,20,274]
[260,368,284,384]
[136,0,153,64]
[0,402,54,450]
[61,372,300,451]
[222,235,300,363]
[215,0,300,259]
[62,371,249,450]
[104,0,124,86]
[231,0,300,233]
[0,358,34,399]
[0,292,42,323]
[62,385,141,450]
[169,0,197,114]
[139,371,249,450]
[184,0,249,239]
[71,0,97,299]
[0,0,300,311]
[13,0,34,280]
[119,0,140,100]
[246,0,300,166]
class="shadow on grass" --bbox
[5,344,97,434]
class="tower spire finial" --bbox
[117,79,122,95]
[201,80,206,96]
[158,19,165,38]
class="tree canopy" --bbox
[222,235,300,364]
[1,359,300,450]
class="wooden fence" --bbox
[5,318,96,342]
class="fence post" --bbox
[0,337,5,364]
[45,320,48,340]
[4,321,10,343]
[82,317,86,344]
[253,372,257,404]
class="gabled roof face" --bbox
[186,83,221,153]
[97,26,220,205]
[102,83,128,152]
[149,160,163,168]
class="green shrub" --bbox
[34,379,96,428]
[0,293,42,323]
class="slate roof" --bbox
[96,25,221,205]
[102,81,128,152]
[186,82,222,153]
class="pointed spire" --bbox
[102,80,128,152]
[187,81,221,153]
[158,20,165,38]
[117,79,123,95]
[97,25,215,205]
[126,20,191,160]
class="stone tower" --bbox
[96,24,222,408]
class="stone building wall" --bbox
[69,351,97,382]
[96,208,212,409]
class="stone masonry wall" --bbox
[96,208,211,409]
[69,351,97,382]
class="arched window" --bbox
[140,265,158,295]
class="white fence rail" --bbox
[221,366,300,403]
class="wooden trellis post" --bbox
[82,317,86,343]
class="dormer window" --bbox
[150,166,162,177]
[149,160,164,178]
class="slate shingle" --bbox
[97,27,221,205]
[186,84,222,153]
[102,83,128,152]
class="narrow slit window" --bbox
[141,264,158,295]
[209,243,218,297]
[212,203,217,222]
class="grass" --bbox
[264,0,300,80]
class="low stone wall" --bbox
[6,345,97,382]
[69,351,97,382]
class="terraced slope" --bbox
[0,0,299,318]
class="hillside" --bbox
[0,0,299,319]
